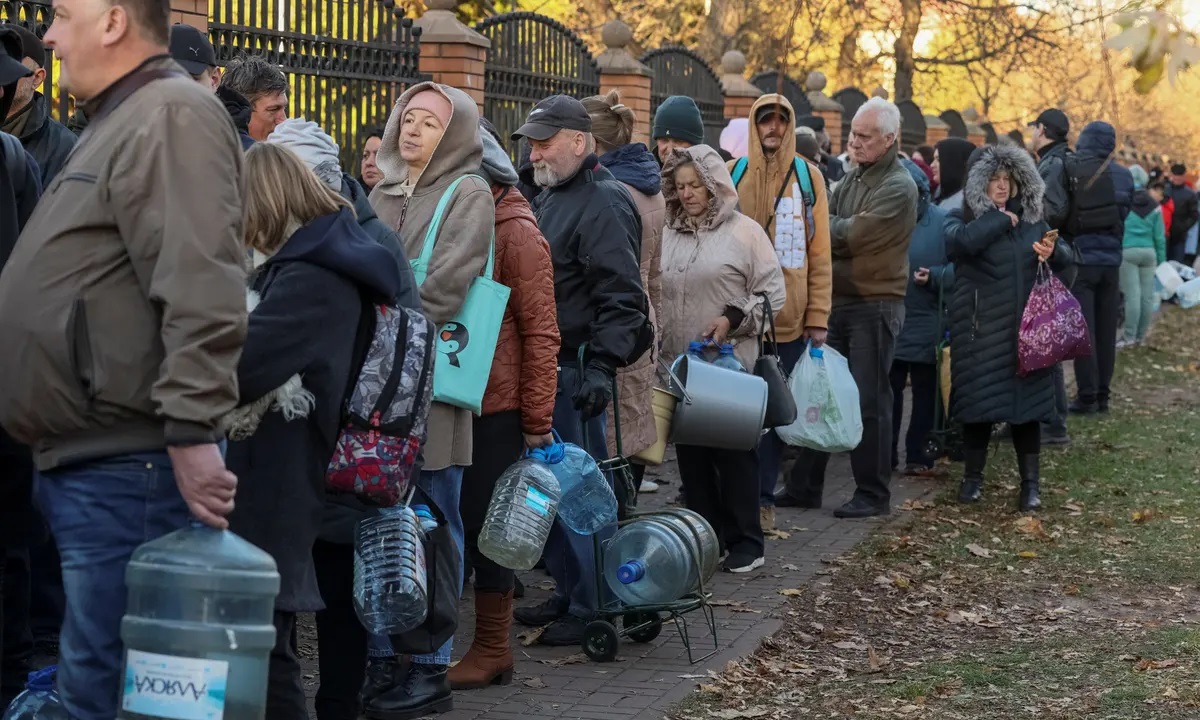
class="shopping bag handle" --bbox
[658,357,694,404]
[525,430,566,463]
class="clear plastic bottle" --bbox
[711,343,746,372]
[479,455,561,570]
[411,504,438,534]
[353,505,428,635]
[686,341,710,364]
[603,510,719,606]
[3,666,66,720]
[119,523,280,720]
[550,443,617,535]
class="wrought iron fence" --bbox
[897,100,926,151]
[210,0,423,169]
[831,87,867,150]
[750,71,812,118]
[475,12,600,158]
[939,109,968,139]
[0,9,72,122]
[640,46,724,147]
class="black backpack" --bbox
[1065,152,1122,238]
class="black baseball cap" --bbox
[511,95,592,142]
[0,27,31,86]
[1028,108,1069,139]
[169,23,217,75]
[755,103,791,124]
[9,25,43,65]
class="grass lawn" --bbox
[671,305,1200,720]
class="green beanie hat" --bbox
[652,96,705,145]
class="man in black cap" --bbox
[509,94,649,647]
[2,25,76,185]
[1165,163,1198,264]
[169,22,220,89]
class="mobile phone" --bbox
[1042,229,1059,242]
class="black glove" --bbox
[572,361,615,419]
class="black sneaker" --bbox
[723,553,765,573]
[364,663,452,720]
[833,497,890,519]
[538,615,587,646]
[361,656,403,704]
[514,595,568,627]
[1069,399,1098,415]
[1041,430,1072,446]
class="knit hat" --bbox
[265,118,342,189]
[405,88,453,129]
[478,121,519,187]
[795,126,817,138]
[652,96,704,144]
[1129,164,1149,190]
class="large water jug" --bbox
[603,509,720,606]
[3,666,66,720]
[479,453,561,570]
[712,344,745,372]
[549,442,617,535]
[354,505,428,635]
[119,523,279,720]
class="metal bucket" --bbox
[667,356,767,451]
[632,388,676,466]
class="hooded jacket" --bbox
[945,144,1073,426]
[894,159,953,365]
[933,138,976,212]
[1035,140,1071,232]
[599,142,665,457]
[217,85,255,150]
[370,82,495,471]
[1165,179,1199,248]
[227,208,401,612]
[726,93,832,341]
[1072,122,1133,267]
[1124,189,1167,264]
[829,140,918,302]
[2,91,77,185]
[661,145,786,372]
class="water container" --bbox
[478,455,561,570]
[603,509,720,606]
[712,344,746,372]
[550,443,617,535]
[411,504,438,534]
[685,341,711,364]
[119,523,279,720]
[354,506,428,635]
[3,666,66,720]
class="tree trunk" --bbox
[892,0,921,102]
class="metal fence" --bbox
[897,100,926,151]
[831,87,867,149]
[640,46,724,147]
[210,0,423,169]
[475,12,600,157]
[750,71,811,117]
[0,9,71,122]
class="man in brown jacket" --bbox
[0,0,246,715]
[726,93,833,531]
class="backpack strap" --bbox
[731,156,749,187]
[794,157,815,208]
[411,174,496,288]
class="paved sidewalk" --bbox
[301,447,936,720]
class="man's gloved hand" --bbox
[572,360,615,419]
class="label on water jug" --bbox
[525,486,552,516]
[122,649,228,720]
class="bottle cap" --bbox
[26,665,56,692]
[810,346,824,359]
[687,341,704,351]
[616,559,646,584]
[412,504,432,516]
[528,442,566,464]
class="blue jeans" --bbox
[757,339,808,506]
[410,466,464,666]
[35,452,191,720]
[546,364,613,619]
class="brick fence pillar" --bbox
[594,20,654,146]
[170,0,207,30]
[805,71,844,155]
[720,50,761,122]
[924,115,950,146]
[963,107,987,146]
[414,0,490,112]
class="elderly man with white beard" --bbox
[509,94,651,647]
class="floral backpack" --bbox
[325,300,435,506]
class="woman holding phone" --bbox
[944,145,1073,512]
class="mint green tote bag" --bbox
[410,175,510,414]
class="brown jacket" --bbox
[480,186,560,434]
[727,93,832,342]
[0,57,247,470]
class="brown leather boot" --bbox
[448,590,514,690]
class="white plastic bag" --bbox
[1178,277,1200,309]
[1156,262,1184,299]
[775,344,863,452]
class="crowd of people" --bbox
[0,3,1191,720]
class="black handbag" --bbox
[388,486,461,655]
[754,293,798,429]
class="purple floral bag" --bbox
[1018,264,1092,376]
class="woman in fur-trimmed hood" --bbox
[945,143,1074,513]
[659,144,785,573]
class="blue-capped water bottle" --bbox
[546,439,617,536]
[478,446,561,570]
[353,505,428,635]
[711,343,745,372]
[2,666,66,720]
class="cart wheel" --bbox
[623,612,664,643]
[583,620,620,662]
[924,436,943,460]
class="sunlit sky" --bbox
[1184,0,1200,27]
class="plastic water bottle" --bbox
[3,666,66,720]
[411,504,438,534]
[478,453,561,570]
[354,506,428,635]
[686,341,710,363]
[550,443,617,535]
[119,523,280,720]
[603,509,719,606]
[712,344,746,372]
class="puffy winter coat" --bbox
[894,160,953,365]
[946,144,1073,426]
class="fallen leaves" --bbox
[778,588,803,597]
[535,653,587,667]
[966,543,993,558]
[517,627,544,647]
[1134,658,1179,671]
[521,676,548,689]
[1132,508,1157,523]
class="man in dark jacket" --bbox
[1,25,76,185]
[219,54,288,142]
[1029,108,1073,445]
[169,24,255,150]
[1069,122,1132,416]
[510,94,649,646]
[1166,163,1199,263]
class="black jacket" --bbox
[1072,122,1133,267]
[217,85,255,150]
[1166,181,1199,248]
[339,172,419,308]
[226,208,402,612]
[1037,141,1071,233]
[531,154,649,368]
[3,92,77,185]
